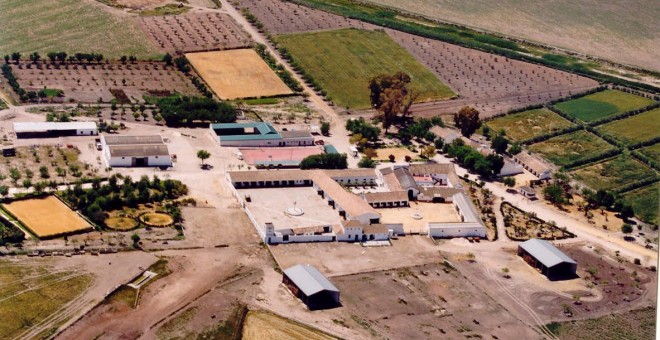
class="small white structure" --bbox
[13,122,97,138]
[102,135,172,168]
[498,160,524,177]
[519,186,537,199]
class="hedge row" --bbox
[277,46,327,96]
[1,64,26,100]
[630,137,660,151]
[254,44,303,92]
[586,125,625,149]
[561,149,622,170]
[613,176,660,195]
[520,125,583,145]
[589,102,660,127]
[631,149,660,171]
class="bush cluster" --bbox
[156,95,236,126]
[61,175,188,226]
[345,117,380,141]
[444,139,504,178]
[299,153,348,170]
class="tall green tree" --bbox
[454,106,481,137]
[197,150,211,166]
[368,72,417,133]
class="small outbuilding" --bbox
[519,186,537,199]
[101,135,172,168]
[518,239,577,280]
[282,264,340,310]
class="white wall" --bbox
[428,223,486,238]
[76,128,98,136]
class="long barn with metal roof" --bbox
[517,239,577,280]
[282,264,340,310]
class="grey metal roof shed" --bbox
[283,264,339,309]
[518,239,577,280]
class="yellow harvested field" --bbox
[186,49,293,100]
[242,310,337,340]
[3,196,92,237]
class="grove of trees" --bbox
[156,96,236,126]
[299,153,348,170]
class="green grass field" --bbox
[0,0,161,59]
[486,108,574,142]
[276,28,454,109]
[554,90,655,122]
[0,261,92,339]
[527,130,615,166]
[547,307,656,340]
[621,184,659,226]
[639,143,660,161]
[570,154,657,191]
[598,108,660,145]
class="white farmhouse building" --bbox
[101,135,172,168]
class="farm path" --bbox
[432,152,657,266]
[220,0,357,166]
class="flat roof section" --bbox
[13,122,97,133]
[108,145,170,157]
[103,135,164,146]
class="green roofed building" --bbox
[210,122,314,147]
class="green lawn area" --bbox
[570,154,657,191]
[527,130,615,166]
[0,0,161,59]
[554,89,655,122]
[547,307,655,340]
[621,184,659,226]
[486,108,574,142]
[598,108,660,145]
[639,143,660,160]
[0,261,93,339]
[275,28,454,109]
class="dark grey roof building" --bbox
[282,264,340,310]
[518,239,577,280]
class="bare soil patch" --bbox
[3,196,92,238]
[186,49,293,99]
[139,12,251,53]
[331,262,539,339]
[10,61,199,103]
[388,29,599,117]
[237,0,377,34]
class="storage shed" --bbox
[518,239,577,280]
[282,264,340,310]
[13,122,98,138]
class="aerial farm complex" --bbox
[0,0,657,339]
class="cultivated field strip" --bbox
[139,12,252,53]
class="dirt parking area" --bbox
[270,235,442,276]
[331,262,540,339]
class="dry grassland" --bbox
[242,310,337,340]
[3,196,91,237]
[186,49,293,100]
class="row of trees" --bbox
[3,52,108,65]
[299,153,348,170]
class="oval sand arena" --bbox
[186,49,293,100]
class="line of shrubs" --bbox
[613,177,660,195]
[254,44,303,92]
[1,64,27,100]
[589,102,660,127]
[277,46,327,97]
[561,148,621,171]
[520,125,583,145]
[631,150,660,171]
